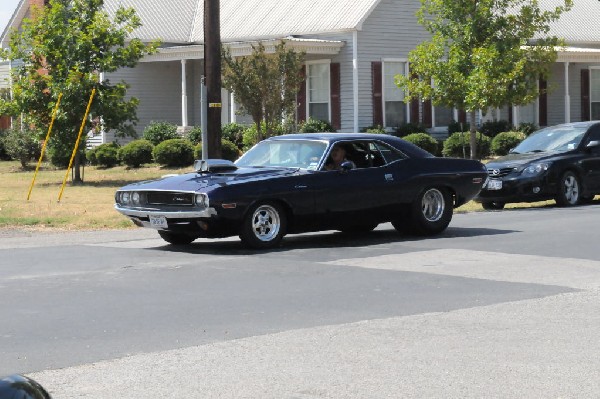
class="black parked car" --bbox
[476,121,600,210]
[115,133,487,248]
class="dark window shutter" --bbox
[539,78,548,126]
[508,105,513,125]
[409,72,419,124]
[297,65,306,124]
[423,100,432,128]
[330,63,341,130]
[582,69,590,121]
[372,62,383,126]
[458,110,467,124]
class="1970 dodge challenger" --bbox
[115,133,487,248]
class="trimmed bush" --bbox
[361,125,386,134]
[186,126,202,145]
[298,118,336,133]
[222,123,246,150]
[480,120,512,138]
[442,131,491,159]
[193,139,241,162]
[517,122,538,136]
[395,122,427,137]
[118,139,154,167]
[142,121,179,145]
[153,139,194,167]
[491,131,526,156]
[3,127,41,167]
[447,120,470,134]
[0,129,9,160]
[403,133,438,155]
[94,143,120,167]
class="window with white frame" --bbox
[383,61,407,128]
[591,69,600,120]
[307,62,330,122]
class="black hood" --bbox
[486,151,558,169]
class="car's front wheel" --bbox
[393,187,453,235]
[555,171,581,206]
[158,231,196,245]
[481,201,505,210]
[240,202,287,249]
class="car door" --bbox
[580,125,600,193]
[312,140,399,227]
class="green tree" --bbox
[0,0,158,181]
[397,0,572,159]
[222,41,305,143]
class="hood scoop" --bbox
[194,159,238,173]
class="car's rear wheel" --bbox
[158,231,196,245]
[240,202,287,249]
[393,187,453,235]
[481,201,505,210]
[555,171,581,206]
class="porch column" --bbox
[181,59,188,127]
[564,62,571,123]
[230,92,236,123]
[512,105,519,126]
[352,30,359,132]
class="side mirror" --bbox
[340,160,355,172]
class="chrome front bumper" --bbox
[114,204,217,219]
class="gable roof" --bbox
[538,0,600,44]
[103,0,381,43]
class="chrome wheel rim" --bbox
[563,175,579,204]
[251,205,281,242]
[421,188,445,222]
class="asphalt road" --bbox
[1,204,600,398]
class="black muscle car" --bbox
[476,121,600,210]
[115,133,487,248]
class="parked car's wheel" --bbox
[158,231,196,245]
[393,187,453,236]
[481,201,505,210]
[555,171,581,206]
[240,202,287,249]
[338,223,378,234]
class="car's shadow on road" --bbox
[152,225,518,256]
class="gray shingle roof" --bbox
[104,0,381,43]
[540,0,600,44]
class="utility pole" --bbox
[204,0,222,158]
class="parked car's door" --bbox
[580,125,600,193]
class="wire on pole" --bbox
[58,88,96,202]
[27,93,63,201]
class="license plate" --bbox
[149,215,168,229]
[487,179,502,190]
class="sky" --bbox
[0,0,21,35]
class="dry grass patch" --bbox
[0,161,193,230]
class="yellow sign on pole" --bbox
[27,93,63,201]
[58,88,96,202]
[208,103,222,108]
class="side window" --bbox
[373,142,406,164]
[586,126,600,143]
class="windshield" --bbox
[235,140,327,170]
[512,125,587,154]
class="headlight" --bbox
[523,162,550,176]
[121,191,131,204]
[195,193,209,207]
[132,192,141,205]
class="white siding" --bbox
[0,63,9,89]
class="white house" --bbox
[2,0,600,143]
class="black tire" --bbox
[239,202,287,249]
[338,223,378,234]
[158,231,196,245]
[481,201,505,210]
[555,171,581,206]
[392,187,453,236]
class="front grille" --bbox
[146,192,194,206]
[487,167,514,178]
